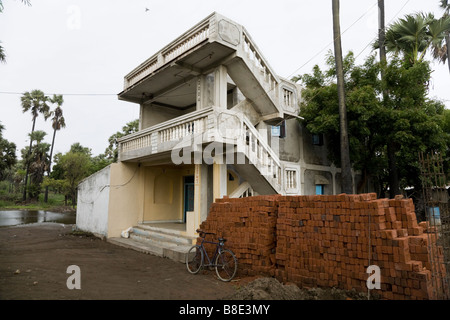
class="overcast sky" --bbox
[1,0,449,158]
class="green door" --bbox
[183,176,194,223]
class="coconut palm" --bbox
[20,89,50,201]
[0,41,5,63]
[27,130,50,201]
[0,0,31,63]
[375,12,450,66]
[44,94,66,202]
[438,0,450,73]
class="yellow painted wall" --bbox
[227,170,239,196]
[143,165,195,222]
[107,162,143,238]
[105,162,196,237]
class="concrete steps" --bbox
[107,224,197,263]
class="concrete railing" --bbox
[241,30,279,103]
[229,181,255,198]
[123,12,300,119]
[119,107,214,156]
[118,107,284,193]
[123,14,213,89]
[241,116,282,192]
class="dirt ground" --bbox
[0,223,238,300]
[0,222,373,302]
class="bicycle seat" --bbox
[218,238,226,243]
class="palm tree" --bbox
[0,0,31,63]
[27,130,50,201]
[438,0,450,73]
[20,89,50,201]
[0,41,5,63]
[332,0,353,194]
[377,12,450,66]
[44,94,66,202]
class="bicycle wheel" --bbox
[215,249,237,282]
[186,245,203,274]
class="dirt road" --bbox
[0,223,237,300]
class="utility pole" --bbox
[378,0,386,65]
[332,0,353,194]
[378,0,400,198]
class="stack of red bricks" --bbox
[197,195,279,277]
[276,193,443,300]
[198,193,446,299]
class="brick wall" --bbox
[199,195,279,277]
[198,193,446,300]
[276,193,445,300]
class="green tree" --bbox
[44,94,66,202]
[438,0,450,73]
[70,142,92,156]
[298,52,447,197]
[0,0,31,62]
[50,143,94,207]
[58,151,91,208]
[104,119,139,162]
[24,130,50,201]
[441,108,450,178]
[20,89,50,201]
[0,41,5,63]
[89,153,112,176]
[374,12,450,66]
[0,122,17,180]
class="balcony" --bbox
[118,107,283,193]
[118,12,300,121]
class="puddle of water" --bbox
[0,210,76,227]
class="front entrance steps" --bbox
[108,223,197,263]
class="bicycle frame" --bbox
[197,235,225,267]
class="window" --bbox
[285,169,297,189]
[280,121,286,138]
[312,134,323,146]
[283,88,294,108]
[272,121,286,139]
[315,184,324,195]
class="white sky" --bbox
[1,0,449,158]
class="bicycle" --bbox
[186,229,238,282]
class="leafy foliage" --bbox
[0,122,17,180]
[373,12,450,65]
[297,52,448,195]
[104,119,139,162]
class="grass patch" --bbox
[70,229,94,237]
[0,192,75,213]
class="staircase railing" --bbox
[228,181,254,198]
[240,116,282,193]
[241,30,279,99]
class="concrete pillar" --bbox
[213,158,227,201]
[330,164,337,195]
[196,76,205,110]
[214,65,228,109]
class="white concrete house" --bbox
[76,13,364,260]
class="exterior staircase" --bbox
[117,12,299,198]
[108,224,196,263]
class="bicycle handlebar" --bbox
[196,229,216,236]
